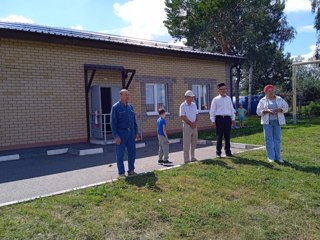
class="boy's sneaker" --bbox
[158,160,164,164]
[163,160,173,165]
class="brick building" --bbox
[0,22,244,151]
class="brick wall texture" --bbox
[0,38,230,150]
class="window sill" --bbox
[198,110,209,113]
[146,112,171,116]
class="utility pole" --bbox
[248,65,253,115]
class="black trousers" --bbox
[215,116,232,155]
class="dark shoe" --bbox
[191,158,198,162]
[158,159,164,164]
[226,153,234,157]
[163,160,173,165]
[276,159,284,164]
[128,170,138,176]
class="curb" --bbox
[0,139,263,162]
[211,141,263,149]
[0,154,20,162]
[0,140,151,161]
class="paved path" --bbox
[0,141,263,207]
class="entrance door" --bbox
[100,87,111,132]
[90,85,120,139]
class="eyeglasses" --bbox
[218,88,227,90]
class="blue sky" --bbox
[0,0,317,59]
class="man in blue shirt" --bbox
[110,89,139,177]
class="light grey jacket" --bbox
[256,96,289,125]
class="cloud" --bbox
[292,44,317,60]
[285,0,312,13]
[301,44,317,60]
[70,25,83,30]
[168,38,187,47]
[0,14,34,24]
[108,0,169,40]
[297,25,315,33]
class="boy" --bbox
[236,104,247,128]
[157,108,172,165]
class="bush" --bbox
[306,101,320,116]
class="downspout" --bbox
[84,69,90,141]
[229,62,238,104]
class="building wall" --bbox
[0,38,229,150]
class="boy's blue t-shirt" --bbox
[237,108,247,118]
[157,117,166,136]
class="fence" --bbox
[89,112,144,144]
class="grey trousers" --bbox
[158,135,169,161]
[182,123,198,163]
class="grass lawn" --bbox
[0,117,319,239]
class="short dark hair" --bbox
[217,83,226,89]
[158,108,166,115]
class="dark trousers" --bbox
[215,116,232,155]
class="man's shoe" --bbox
[277,159,284,164]
[191,158,198,162]
[158,159,164,164]
[216,154,222,159]
[226,153,234,157]
[128,170,138,176]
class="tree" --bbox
[311,0,320,58]
[241,45,293,94]
[164,0,295,106]
[295,58,320,103]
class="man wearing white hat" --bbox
[179,90,199,163]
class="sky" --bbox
[0,0,318,59]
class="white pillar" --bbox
[292,65,297,125]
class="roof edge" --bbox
[0,21,245,63]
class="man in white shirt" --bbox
[209,83,235,158]
[179,90,199,163]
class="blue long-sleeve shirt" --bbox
[110,101,138,138]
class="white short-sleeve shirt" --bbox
[179,101,198,122]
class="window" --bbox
[146,83,168,114]
[192,84,209,111]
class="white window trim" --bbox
[198,110,209,113]
[146,112,171,116]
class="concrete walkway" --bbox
[0,140,264,207]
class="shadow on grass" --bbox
[229,156,280,171]
[201,159,234,170]
[125,172,162,192]
[284,161,320,175]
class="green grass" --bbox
[0,117,320,239]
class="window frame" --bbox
[192,84,210,113]
[145,83,168,116]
